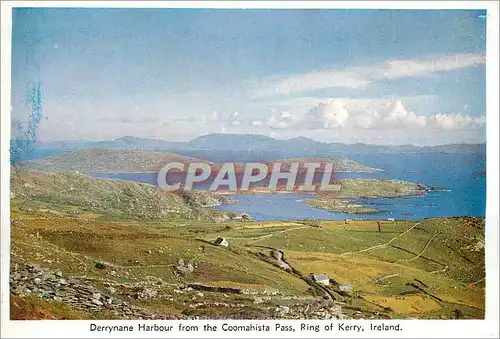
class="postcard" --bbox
[1,1,498,338]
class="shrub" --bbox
[94,261,106,270]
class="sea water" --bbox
[87,152,485,221]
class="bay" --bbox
[89,151,486,221]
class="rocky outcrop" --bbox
[9,261,180,319]
[186,284,242,294]
[10,260,351,320]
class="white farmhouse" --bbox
[214,237,229,247]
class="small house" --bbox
[214,237,229,247]
[387,218,395,222]
[311,273,330,286]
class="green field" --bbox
[9,171,485,320]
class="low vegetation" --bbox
[9,172,484,320]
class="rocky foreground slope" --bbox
[10,259,348,320]
[10,262,176,320]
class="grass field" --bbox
[10,203,485,319]
[9,172,485,320]
[237,218,485,318]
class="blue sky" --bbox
[11,8,487,145]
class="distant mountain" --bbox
[188,133,282,151]
[32,134,486,154]
[35,140,98,150]
[281,137,332,152]
[95,136,185,150]
[423,143,486,154]
[36,136,184,151]
[187,134,485,153]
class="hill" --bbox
[10,171,234,221]
[18,149,384,176]
[19,148,217,173]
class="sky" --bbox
[11,8,487,145]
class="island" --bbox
[304,178,429,214]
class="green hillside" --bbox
[11,171,234,221]
[9,173,485,320]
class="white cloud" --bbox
[202,110,244,127]
[280,111,292,120]
[297,99,483,132]
[268,111,295,129]
[473,116,487,125]
[353,109,380,129]
[206,111,219,122]
[381,54,485,79]
[195,96,483,140]
[433,113,486,130]
[303,100,350,129]
[256,71,371,97]
[255,53,485,98]
[382,101,428,128]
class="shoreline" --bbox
[214,180,440,215]
[18,170,447,217]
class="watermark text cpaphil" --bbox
[157,162,341,192]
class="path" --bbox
[340,221,422,257]
[400,232,442,263]
[225,226,309,244]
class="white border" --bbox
[1,1,499,338]
[484,0,500,335]
[0,0,496,9]
[0,1,14,337]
